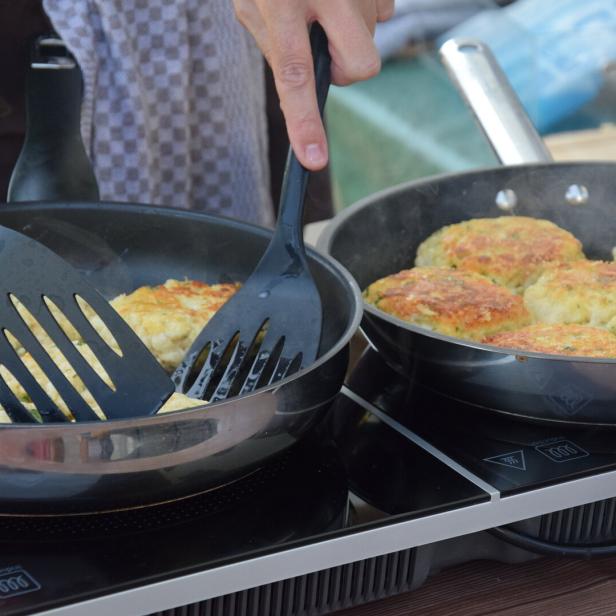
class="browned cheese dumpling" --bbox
[363,266,531,341]
[484,323,616,358]
[415,216,584,293]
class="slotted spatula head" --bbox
[173,24,330,402]
[0,226,174,423]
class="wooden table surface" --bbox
[334,557,616,616]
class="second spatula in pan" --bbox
[173,23,331,402]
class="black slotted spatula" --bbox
[173,24,330,402]
[0,226,174,423]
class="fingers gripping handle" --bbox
[276,23,331,234]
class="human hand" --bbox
[233,0,394,170]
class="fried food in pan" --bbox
[416,216,584,293]
[364,266,531,341]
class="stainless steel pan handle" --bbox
[439,38,552,165]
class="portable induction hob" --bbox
[2,347,616,616]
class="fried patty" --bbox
[12,279,240,372]
[524,260,616,332]
[415,216,584,293]
[484,324,616,358]
[364,266,531,341]
[107,279,240,371]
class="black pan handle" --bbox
[7,35,100,203]
[439,38,552,165]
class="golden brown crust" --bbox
[484,323,616,358]
[415,216,584,293]
[364,266,531,340]
[524,261,616,333]
[107,279,240,371]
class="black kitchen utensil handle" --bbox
[275,23,331,242]
[7,35,100,203]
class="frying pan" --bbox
[0,43,363,515]
[318,39,616,426]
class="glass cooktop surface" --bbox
[3,348,616,615]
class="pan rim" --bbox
[317,160,616,252]
[362,303,616,365]
[0,201,364,427]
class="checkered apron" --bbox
[43,0,274,226]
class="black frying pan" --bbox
[319,40,616,426]
[0,38,362,514]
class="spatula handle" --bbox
[276,23,331,236]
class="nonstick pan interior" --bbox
[1,202,355,355]
[320,161,616,425]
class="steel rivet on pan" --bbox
[495,189,517,212]
[565,184,589,206]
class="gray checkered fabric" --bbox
[43,0,274,226]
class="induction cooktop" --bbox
[2,348,616,616]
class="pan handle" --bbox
[7,35,100,203]
[439,38,552,165]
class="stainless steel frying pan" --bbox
[0,39,363,514]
